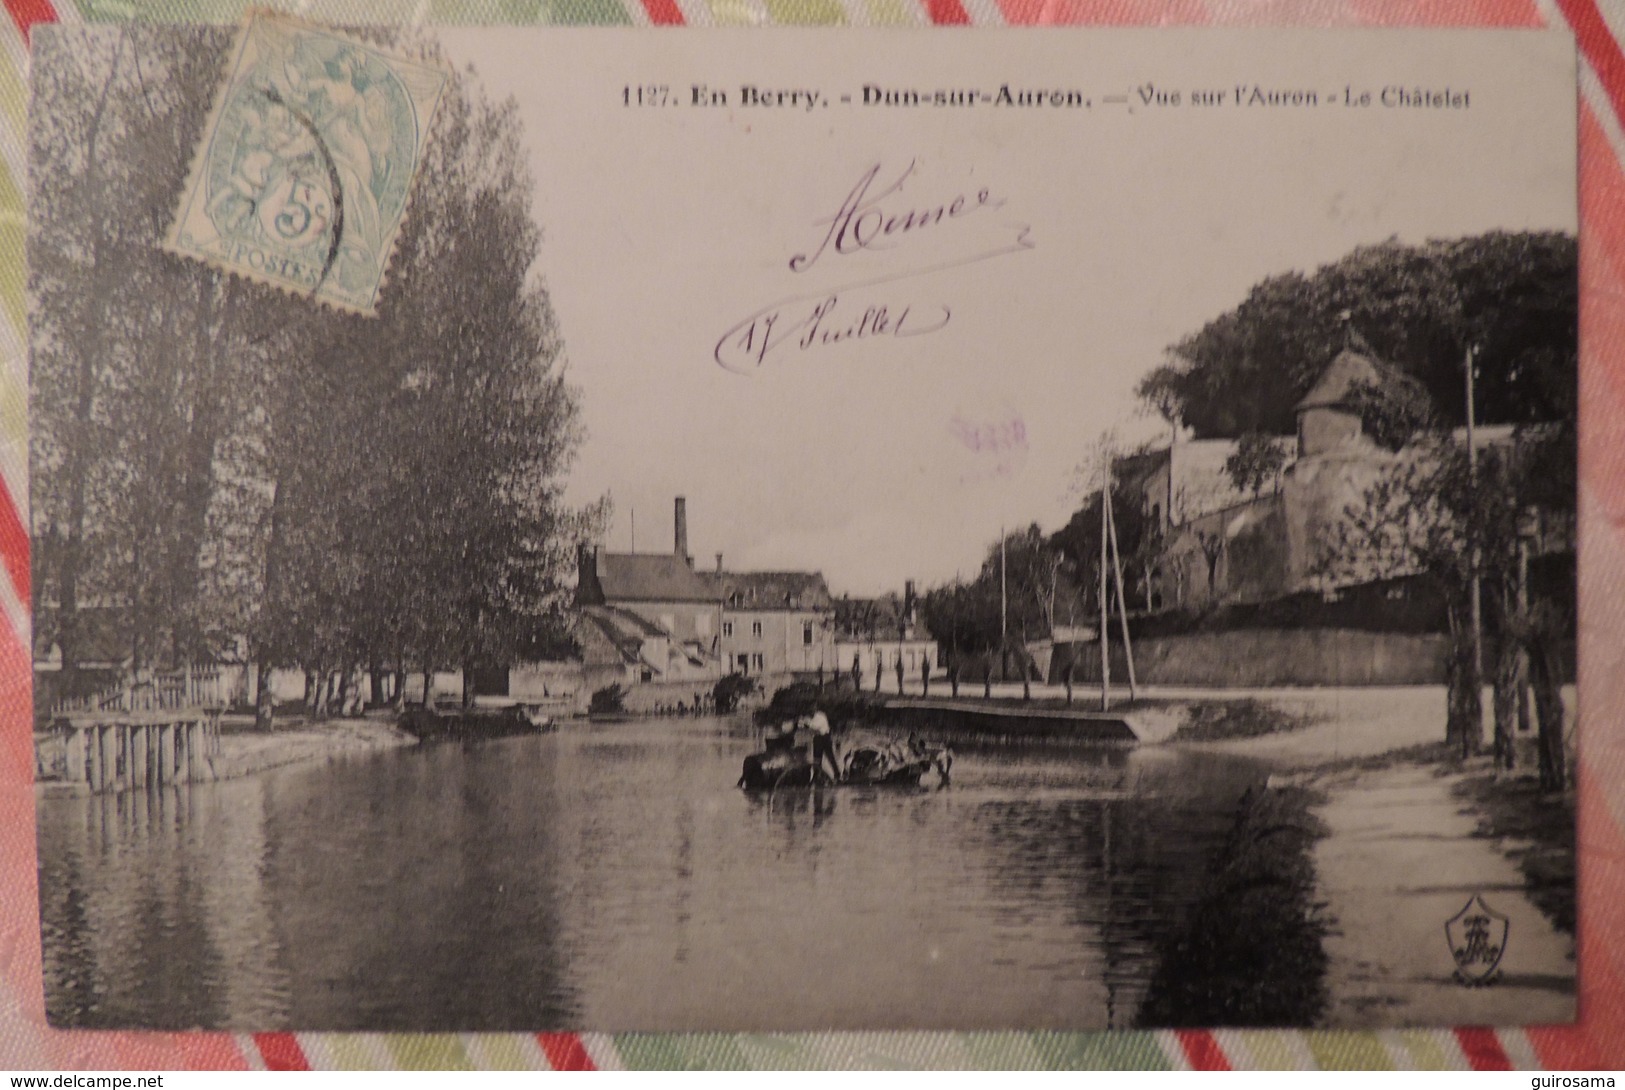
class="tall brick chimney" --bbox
[674,496,689,565]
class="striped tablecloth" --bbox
[2,0,1624,1071]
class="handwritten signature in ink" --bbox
[713,161,1034,374]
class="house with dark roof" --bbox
[573,497,724,682]
[705,568,835,678]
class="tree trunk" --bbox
[1529,632,1566,792]
[393,658,407,711]
[253,659,275,731]
[168,276,230,666]
[336,669,351,717]
[1444,606,1483,757]
[53,34,128,683]
[421,655,434,707]
[369,664,386,708]
[311,670,330,721]
[1492,631,1519,771]
[463,656,476,709]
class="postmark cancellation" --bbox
[164,12,447,316]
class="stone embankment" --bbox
[37,715,414,796]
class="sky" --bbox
[441,29,1576,596]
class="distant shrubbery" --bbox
[589,684,627,715]
[712,673,759,715]
[754,682,886,731]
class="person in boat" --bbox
[806,710,839,784]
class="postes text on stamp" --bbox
[165,12,447,316]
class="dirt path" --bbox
[1312,761,1575,1027]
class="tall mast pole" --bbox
[1100,466,1111,712]
[1106,488,1138,700]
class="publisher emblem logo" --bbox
[1445,894,1509,985]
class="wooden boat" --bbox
[739,723,952,790]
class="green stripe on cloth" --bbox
[321,1037,389,1070]
[465,1036,542,1069]
[1028,1032,1174,1070]
[0,218,22,342]
[862,0,917,23]
[1305,1031,1394,1070]
[385,1035,477,1069]
[0,54,25,140]
[760,0,845,22]
[956,1032,1050,1069]
[1230,1031,1301,1070]
[1398,1030,1458,1070]
[615,1034,753,1069]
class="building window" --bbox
[722,620,733,638]
[752,653,764,670]
[803,622,814,645]
[737,653,749,673]
[751,621,763,638]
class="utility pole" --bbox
[1000,523,1008,683]
[1466,343,1484,749]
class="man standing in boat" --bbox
[806,710,840,784]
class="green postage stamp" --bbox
[165,12,447,315]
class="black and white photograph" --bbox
[28,23,1579,1031]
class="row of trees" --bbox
[920,485,1159,665]
[31,29,601,723]
[1137,232,1577,439]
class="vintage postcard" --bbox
[28,27,1577,1031]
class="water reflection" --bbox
[39,717,1264,1030]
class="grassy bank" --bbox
[1137,785,1330,1027]
[1454,767,1576,935]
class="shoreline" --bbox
[36,716,416,798]
[1163,685,1578,1028]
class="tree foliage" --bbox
[1223,433,1290,498]
[30,28,601,718]
[1139,233,1577,438]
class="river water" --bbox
[38,716,1267,1031]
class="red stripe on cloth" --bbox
[924,0,971,24]
[1558,0,1625,132]
[3,0,55,43]
[1455,1028,1514,1070]
[640,0,685,24]
[0,475,30,604]
[537,1034,597,1071]
[1174,1030,1230,1071]
[252,1034,311,1071]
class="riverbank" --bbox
[210,716,416,780]
[36,715,415,796]
[1167,686,1578,1028]
[1308,749,1575,1027]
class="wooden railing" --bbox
[50,665,228,716]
